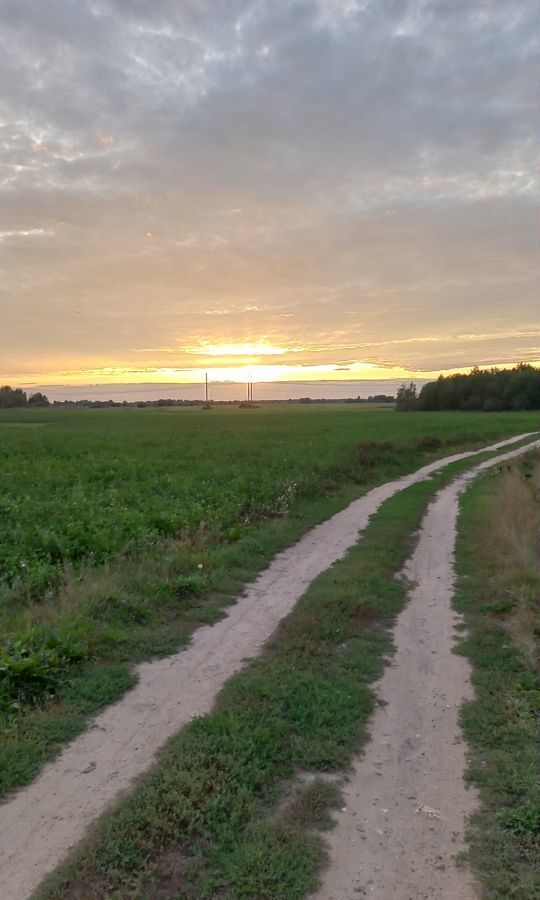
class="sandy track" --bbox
[314,438,540,900]
[0,434,537,900]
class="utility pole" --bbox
[205,372,209,403]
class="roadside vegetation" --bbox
[455,453,540,899]
[1,407,538,800]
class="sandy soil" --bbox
[314,438,540,900]
[0,433,536,900]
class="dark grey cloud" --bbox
[1,0,538,382]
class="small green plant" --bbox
[0,633,86,715]
[499,803,540,837]
[172,573,207,599]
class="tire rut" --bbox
[314,438,540,900]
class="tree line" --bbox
[0,387,396,409]
[396,364,540,412]
[0,386,50,408]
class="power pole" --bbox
[205,372,209,403]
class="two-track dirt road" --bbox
[314,440,540,900]
[1,433,538,900]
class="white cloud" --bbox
[0,0,538,381]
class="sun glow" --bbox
[187,342,288,357]
[8,348,540,391]
[6,360,516,390]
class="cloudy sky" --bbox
[1,0,538,397]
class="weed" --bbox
[0,632,86,715]
[499,803,540,838]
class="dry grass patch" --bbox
[484,458,540,669]
[455,451,540,899]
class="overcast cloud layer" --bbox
[1,0,539,389]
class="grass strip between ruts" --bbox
[454,459,540,900]
[34,444,536,900]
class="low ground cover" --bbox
[2,406,538,604]
[455,453,540,899]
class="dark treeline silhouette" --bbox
[52,398,204,408]
[397,365,540,412]
[0,382,396,410]
[52,395,395,408]
[1,392,395,409]
[0,385,50,408]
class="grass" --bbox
[455,453,540,899]
[1,405,538,603]
[1,408,538,798]
[35,447,529,900]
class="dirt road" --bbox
[0,433,537,900]
[314,440,540,900]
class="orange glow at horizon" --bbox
[7,357,540,390]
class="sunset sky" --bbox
[1,0,538,399]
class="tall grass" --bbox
[486,461,540,668]
[455,452,540,898]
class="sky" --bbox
[1,0,538,400]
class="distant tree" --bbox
[396,382,418,411]
[0,385,28,408]
[27,391,50,407]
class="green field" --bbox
[1,405,539,797]
[2,405,539,603]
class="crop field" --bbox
[0,404,539,799]
[2,404,539,605]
